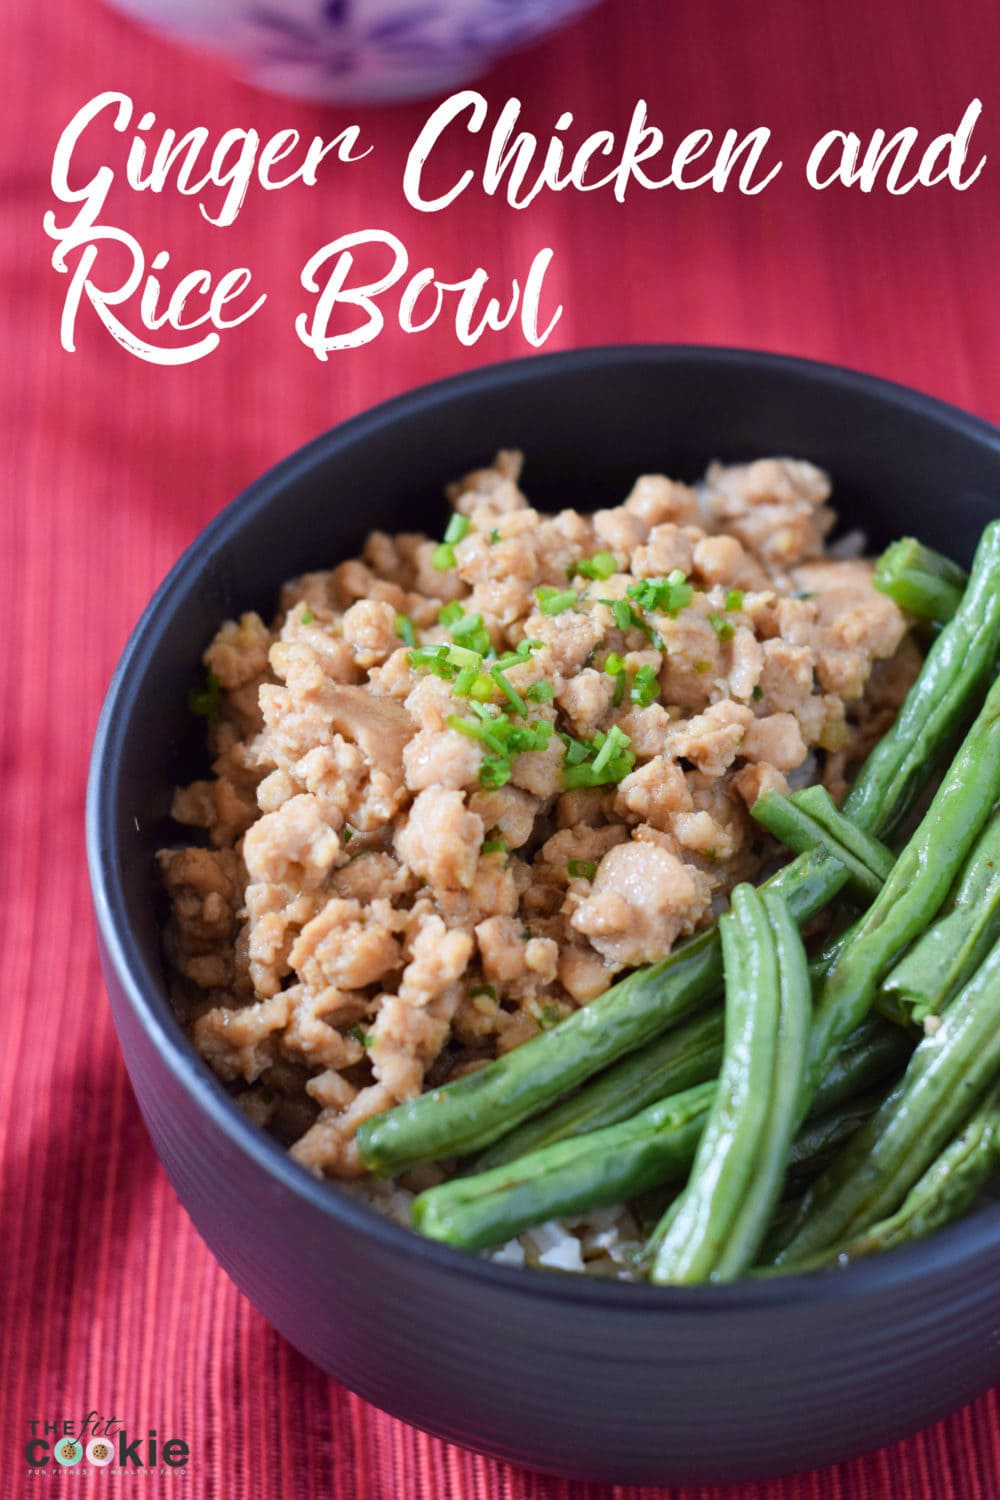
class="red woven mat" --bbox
[2,0,999,1493]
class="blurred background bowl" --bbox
[102,0,604,103]
[88,346,1000,1485]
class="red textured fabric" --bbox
[2,0,999,1494]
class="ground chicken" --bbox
[571,840,714,968]
[395,788,484,891]
[160,451,916,1180]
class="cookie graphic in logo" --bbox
[53,1438,83,1466]
[86,1437,115,1467]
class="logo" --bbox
[24,1411,190,1476]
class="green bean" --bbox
[650,891,810,1282]
[873,536,968,624]
[414,1080,887,1256]
[783,1086,1000,1271]
[775,932,1000,1264]
[805,672,1000,1103]
[751,790,887,902]
[789,785,895,885]
[784,1090,889,1187]
[808,920,859,985]
[880,805,1000,1024]
[358,846,845,1174]
[650,886,783,1284]
[473,1008,724,1172]
[802,1017,912,1115]
[359,524,1000,1177]
[844,519,1000,841]
[412,1083,715,1253]
[475,1007,908,1174]
[712,894,812,1280]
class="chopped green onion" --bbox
[444,513,470,545]
[479,757,512,790]
[494,640,541,671]
[481,838,507,855]
[394,613,416,647]
[432,542,456,571]
[560,726,635,789]
[188,668,222,723]
[604,652,626,677]
[567,859,597,880]
[489,528,501,545]
[538,1004,563,1029]
[343,826,354,844]
[491,665,527,716]
[300,610,314,625]
[791,589,816,601]
[408,644,452,678]
[603,598,637,631]
[562,734,591,765]
[693,660,712,675]
[346,1023,371,1049]
[507,721,553,754]
[446,644,483,671]
[590,725,628,776]
[438,601,465,627]
[447,714,507,754]
[708,612,735,642]
[752,684,764,701]
[630,664,660,706]
[574,551,618,581]
[535,586,579,616]
[627,571,693,616]
[725,589,744,611]
[450,612,491,656]
[526,681,554,702]
[453,665,480,697]
[470,984,498,1001]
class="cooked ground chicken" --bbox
[159,453,918,1181]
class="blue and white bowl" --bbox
[105,0,604,102]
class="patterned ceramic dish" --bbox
[103,0,603,102]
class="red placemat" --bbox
[2,0,999,1494]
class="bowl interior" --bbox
[90,344,1000,1282]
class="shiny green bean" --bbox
[782,1086,1000,1271]
[873,536,968,624]
[751,790,888,902]
[805,672,1000,1104]
[775,932,1000,1264]
[412,1083,715,1253]
[789,785,895,884]
[712,893,812,1279]
[880,805,1000,1024]
[651,886,786,1284]
[473,1008,725,1172]
[843,520,1000,840]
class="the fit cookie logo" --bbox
[24,1411,189,1475]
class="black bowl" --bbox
[87,346,1000,1486]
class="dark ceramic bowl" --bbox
[87,347,1000,1486]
